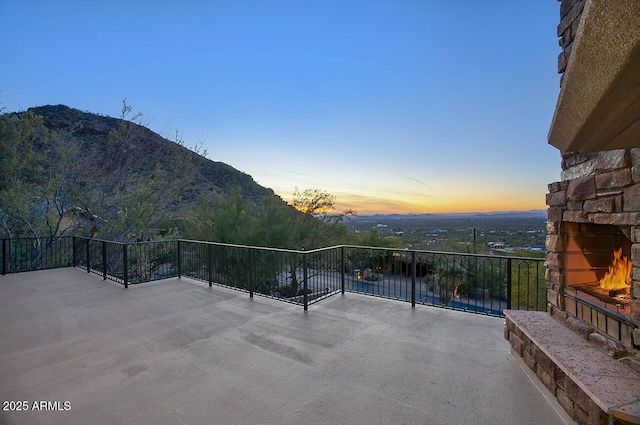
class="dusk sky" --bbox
[1,0,562,214]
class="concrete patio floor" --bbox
[0,268,574,425]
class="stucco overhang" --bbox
[548,0,640,153]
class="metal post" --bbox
[535,260,541,312]
[102,241,107,280]
[123,243,128,288]
[86,238,90,273]
[303,252,308,311]
[208,244,213,287]
[2,239,6,275]
[340,246,345,295]
[72,237,77,268]
[506,258,513,310]
[473,227,477,254]
[177,240,182,279]
[249,249,255,298]
[411,250,416,308]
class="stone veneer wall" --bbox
[557,0,586,84]
[545,148,640,348]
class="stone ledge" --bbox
[504,310,640,424]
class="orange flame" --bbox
[599,247,631,292]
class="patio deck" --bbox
[0,268,574,425]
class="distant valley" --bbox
[345,211,547,255]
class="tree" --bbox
[0,110,86,271]
[180,191,292,292]
[0,110,84,239]
[182,188,357,298]
[291,187,355,249]
[0,101,201,243]
[358,229,402,249]
[432,261,467,306]
[253,195,299,249]
[75,100,201,242]
[187,187,356,249]
[187,189,258,245]
[343,229,403,282]
[0,101,206,275]
[0,110,45,240]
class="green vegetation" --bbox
[179,188,356,296]
[0,102,201,243]
[182,187,355,250]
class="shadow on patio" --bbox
[0,269,573,425]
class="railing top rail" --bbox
[0,237,545,262]
[72,236,127,246]
[72,237,179,247]
[178,239,308,254]
[1,236,73,242]
[340,244,545,262]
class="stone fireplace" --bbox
[504,0,640,424]
[506,149,640,423]
[546,148,639,349]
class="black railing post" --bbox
[411,250,416,308]
[72,237,77,268]
[177,240,182,279]
[123,243,128,288]
[249,249,255,298]
[506,258,513,310]
[102,241,107,280]
[2,239,6,275]
[208,244,213,287]
[303,251,308,311]
[86,238,90,273]
[340,246,345,295]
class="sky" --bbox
[1,0,563,215]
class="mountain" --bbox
[1,104,288,240]
[27,104,275,203]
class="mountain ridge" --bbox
[26,104,276,203]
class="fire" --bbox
[599,247,631,292]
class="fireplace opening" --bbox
[563,223,633,318]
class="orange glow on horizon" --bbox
[260,165,550,216]
[281,191,546,215]
[337,191,544,215]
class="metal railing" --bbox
[177,240,344,309]
[1,236,546,315]
[70,237,179,287]
[1,237,74,273]
[341,246,545,315]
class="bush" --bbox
[278,284,294,297]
